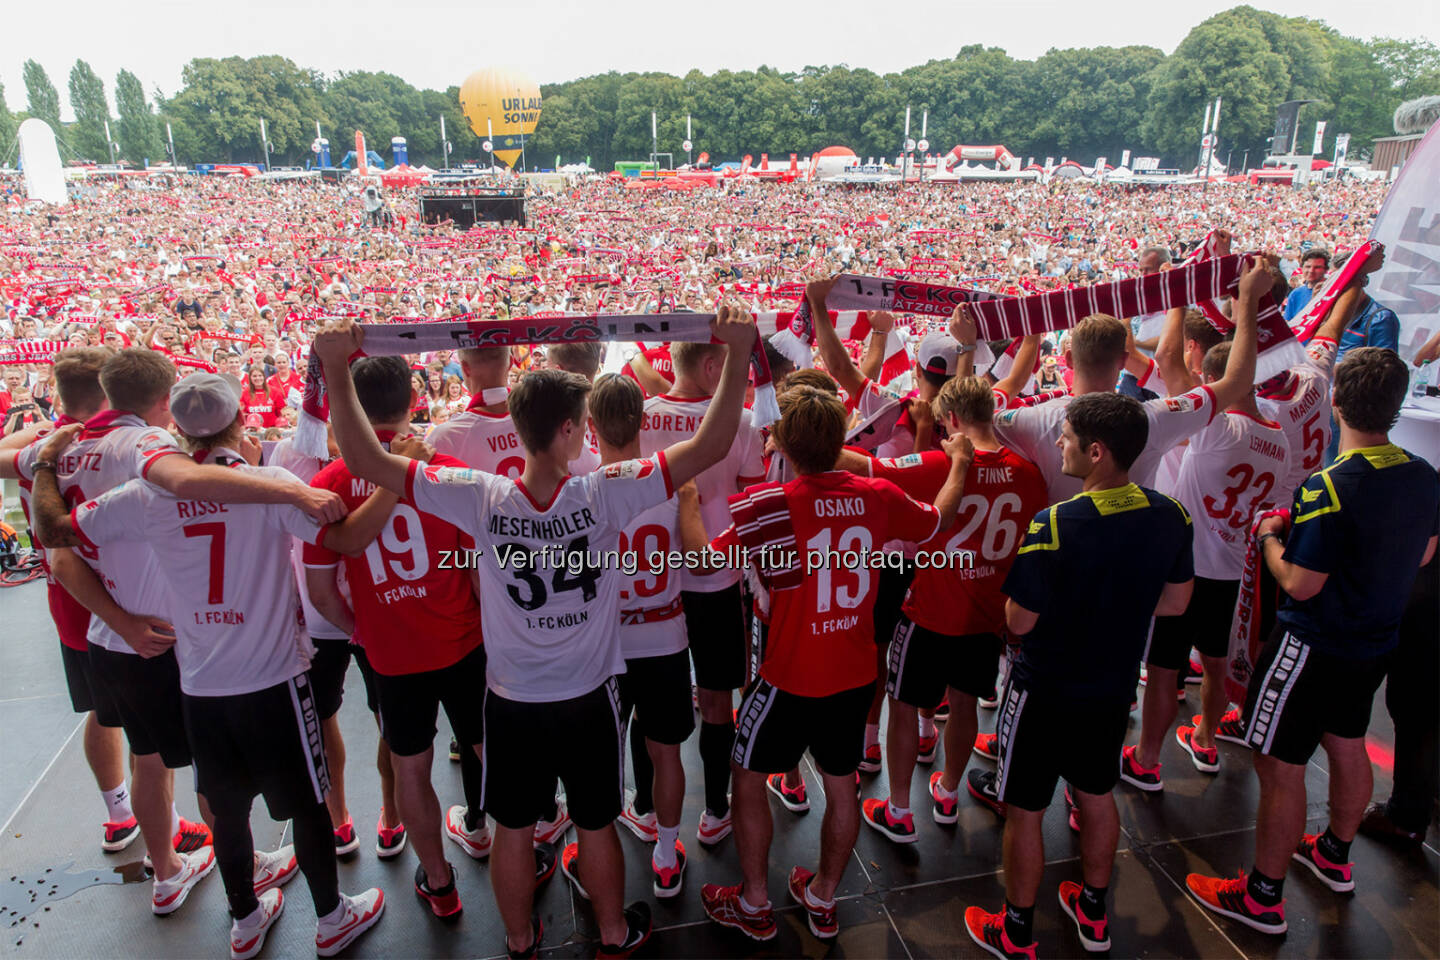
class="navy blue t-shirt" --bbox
[1277,444,1439,657]
[1003,483,1194,700]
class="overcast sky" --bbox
[4,0,1433,118]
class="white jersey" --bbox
[994,385,1219,504]
[1170,411,1291,580]
[617,498,688,660]
[429,405,526,479]
[1257,337,1337,500]
[16,411,181,654]
[72,450,324,696]
[404,452,675,702]
[639,394,763,590]
[268,438,348,640]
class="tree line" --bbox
[2,6,1436,172]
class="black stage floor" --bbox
[2,579,1435,959]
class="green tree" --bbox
[1368,38,1440,102]
[68,60,111,162]
[115,70,164,165]
[23,60,61,132]
[0,81,15,157]
[163,56,325,163]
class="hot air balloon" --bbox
[458,67,542,169]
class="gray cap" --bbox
[170,372,242,437]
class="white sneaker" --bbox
[231,888,284,960]
[534,801,571,847]
[315,888,385,957]
[253,845,298,895]
[445,804,492,859]
[152,847,216,915]
[696,808,733,847]
[617,789,658,842]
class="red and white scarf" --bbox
[726,482,803,593]
[1226,509,1289,704]
[296,313,779,457]
[1289,240,1380,342]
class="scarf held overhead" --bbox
[295,313,777,458]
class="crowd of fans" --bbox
[1,170,1436,960]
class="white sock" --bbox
[887,801,910,820]
[171,805,181,837]
[918,716,937,738]
[318,898,347,924]
[738,892,770,914]
[653,824,680,868]
[102,782,132,822]
[804,883,836,909]
[864,723,880,749]
[933,778,958,799]
[236,900,267,927]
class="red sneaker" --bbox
[1293,834,1355,892]
[1201,708,1248,746]
[973,732,999,761]
[966,768,1007,818]
[787,866,838,939]
[1176,725,1220,774]
[964,905,1036,960]
[413,861,462,918]
[917,732,939,764]
[376,812,408,859]
[1058,880,1111,952]
[765,773,810,813]
[1119,744,1163,792]
[560,841,588,900]
[652,841,687,899]
[333,818,360,857]
[172,817,212,854]
[861,797,916,844]
[858,742,882,774]
[102,816,140,853]
[1185,872,1287,934]
[701,883,776,940]
[929,771,959,825]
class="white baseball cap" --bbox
[170,372,241,437]
[917,331,961,377]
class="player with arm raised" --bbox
[316,308,756,959]
[30,373,391,959]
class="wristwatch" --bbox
[31,460,57,473]
[956,342,978,354]
[1257,532,1280,547]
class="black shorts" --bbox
[995,681,1131,812]
[732,678,874,777]
[61,643,119,721]
[373,644,486,757]
[1145,576,1239,669]
[87,643,191,768]
[309,637,354,720]
[683,585,746,691]
[351,645,381,716]
[481,678,623,831]
[1242,629,1389,766]
[887,618,1002,706]
[618,650,696,746]
[183,672,330,821]
[872,561,914,648]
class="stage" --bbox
[2,579,1435,958]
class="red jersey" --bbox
[240,387,279,427]
[302,441,482,675]
[717,470,940,697]
[871,448,1048,636]
[622,345,674,394]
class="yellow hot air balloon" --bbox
[458,67,542,169]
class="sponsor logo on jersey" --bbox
[996,410,1019,426]
[603,458,655,481]
[1165,395,1199,413]
[880,454,924,469]
[426,465,480,485]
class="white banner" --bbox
[1312,120,1327,155]
[1334,133,1351,167]
[17,119,67,206]
[1368,122,1440,362]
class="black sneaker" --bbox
[534,841,558,887]
[596,901,652,959]
[506,916,543,960]
[414,861,462,918]
[966,768,1007,818]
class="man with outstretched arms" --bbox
[315,309,757,959]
